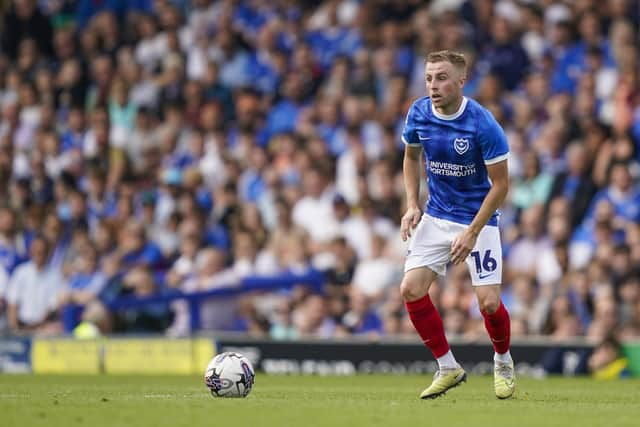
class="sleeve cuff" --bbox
[485,153,509,165]
[402,135,421,146]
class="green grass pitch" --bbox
[2,374,639,427]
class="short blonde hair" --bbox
[426,50,467,74]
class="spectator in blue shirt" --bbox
[117,220,164,271]
[341,290,383,335]
[548,142,598,228]
[481,16,530,91]
[260,72,307,146]
[586,162,640,226]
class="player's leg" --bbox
[401,267,454,366]
[466,223,515,399]
[403,214,466,399]
[475,285,512,360]
[401,267,466,399]
[474,285,515,398]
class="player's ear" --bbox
[454,66,465,87]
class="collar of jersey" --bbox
[431,96,468,121]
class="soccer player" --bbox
[400,50,514,399]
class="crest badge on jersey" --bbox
[453,138,469,155]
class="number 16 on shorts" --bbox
[465,226,502,286]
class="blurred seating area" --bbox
[0,0,639,342]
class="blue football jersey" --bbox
[402,96,509,226]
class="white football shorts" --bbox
[404,213,503,286]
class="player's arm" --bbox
[7,303,20,332]
[401,145,423,241]
[404,145,422,210]
[470,159,509,233]
[5,272,24,332]
[451,159,509,264]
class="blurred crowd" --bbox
[0,0,640,344]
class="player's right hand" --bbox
[400,206,422,241]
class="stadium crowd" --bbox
[0,0,639,343]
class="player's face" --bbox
[425,61,465,114]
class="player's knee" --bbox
[479,298,499,314]
[400,278,424,302]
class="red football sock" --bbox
[405,294,450,359]
[481,300,511,354]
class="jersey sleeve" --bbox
[477,109,509,165]
[401,102,421,147]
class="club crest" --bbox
[453,138,469,155]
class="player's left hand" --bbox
[450,229,478,265]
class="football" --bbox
[204,352,256,398]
